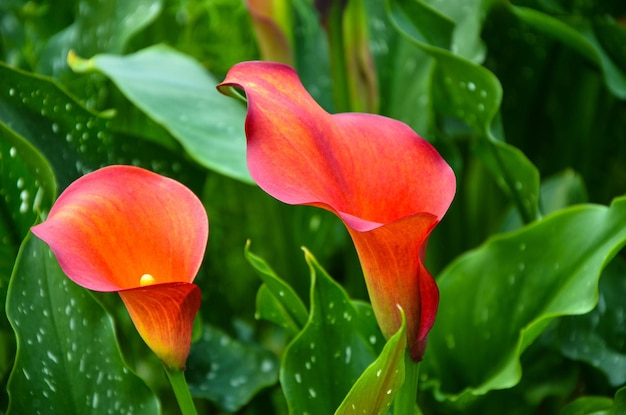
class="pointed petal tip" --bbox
[119,282,202,370]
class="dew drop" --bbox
[47,350,58,364]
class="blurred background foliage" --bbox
[1,0,626,413]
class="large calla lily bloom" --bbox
[218,61,455,361]
[31,165,208,369]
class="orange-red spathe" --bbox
[218,61,455,360]
[32,165,208,369]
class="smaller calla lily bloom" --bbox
[218,61,455,361]
[31,165,208,369]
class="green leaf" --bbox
[6,234,160,414]
[501,169,588,232]
[365,0,436,136]
[280,248,382,415]
[245,241,308,334]
[509,5,626,99]
[186,324,279,413]
[335,311,406,415]
[0,62,205,192]
[424,196,626,401]
[38,0,163,78]
[560,397,613,415]
[388,0,540,223]
[0,122,56,281]
[556,257,626,387]
[68,44,252,183]
[561,386,626,415]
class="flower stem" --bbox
[393,352,420,415]
[164,365,198,415]
[327,0,351,113]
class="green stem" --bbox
[394,352,420,415]
[327,0,351,112]
[165,365,198,415]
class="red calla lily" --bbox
[218,61,455,360]
[31,165,208,369]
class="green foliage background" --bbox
[1,0,626,414]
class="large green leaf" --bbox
[556,258,626,387]
[186,324,279,412]
[38,0,163,78]
[363,0,438,136]
[68,44,252,183]
[509,5,626,99]
[0,62,204,192]
[280,249,384,414]
[423,196,626,401]
[388,0,540,223]
[6,234,160,414]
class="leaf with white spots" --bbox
[0,123,56,390]
[246,241,309,335]
[556,258,626,387]
[68,44,253,183]
[388,0,540,223]
[0,62,204,193]
[185,324,279,412]
[280,248,383,415]
[424,196,626,401]
[0,122,56,298]
[6,234,160,414]
[335,310,406,415]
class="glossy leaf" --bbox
[557,258,626,387]
[0,122,56,395]
[6,235,160,414]
[68,45,252,183]
[424,196,626,400]
[388,0,540,223]
[335,310,406,415]
[245,241,308,334]
[280,248,384,415]
[0,122,56,283]
[509,5,626,99]
[186,324,279,412]
[38,0,162,78]
[561,386,626,415]
[0,63,204,192]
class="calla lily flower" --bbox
[218,61,455,361]
[31,165,208,369]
